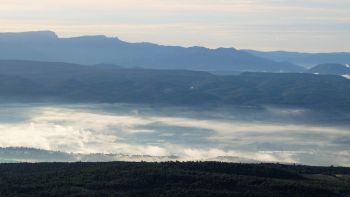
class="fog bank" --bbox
[0,104,349,166]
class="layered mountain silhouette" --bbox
[0,60,349,109]
[308,63,350,75]
[0,31,306,73]
[244,50,350,68]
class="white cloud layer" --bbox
[0,104,349,166]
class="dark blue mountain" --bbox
[0,60,349,110]
[0,31,305,73]
[308,63,350,75]
[244,50,350,68]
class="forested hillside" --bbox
[0,162,349,196]
[0,60,349,110]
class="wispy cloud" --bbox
[0,104,349,166]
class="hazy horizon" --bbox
[1,30,350,54]
[1,0,349,52]
[1,1,350,195]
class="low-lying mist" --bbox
[0,103,349,166]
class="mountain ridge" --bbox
[308,63,350,75]
[244,50,350,68]
[0,31,305,73]
[0,60,349,110]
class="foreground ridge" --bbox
[0,161,349,196]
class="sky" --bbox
[0,0,349,52]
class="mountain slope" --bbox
[244,50,350,68]
[308,63,350,75]
[0,60,349,110]
[0,31,304,72]
[1,161,350,196]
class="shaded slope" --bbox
[308,63,350,75]
[245,50,350,68]
[0,162,349,196]
[0,60,348,110]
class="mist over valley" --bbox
[0,103,349,166]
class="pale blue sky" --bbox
[1,0,349,52]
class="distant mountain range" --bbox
[0,147,179,163]
[0,60,349,110]
[244,50,350,68]
[308,63,350,75]
[0,31,307,73]
[2,31,349,73]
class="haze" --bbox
[1,104,350,166]
[1,0,350,52]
